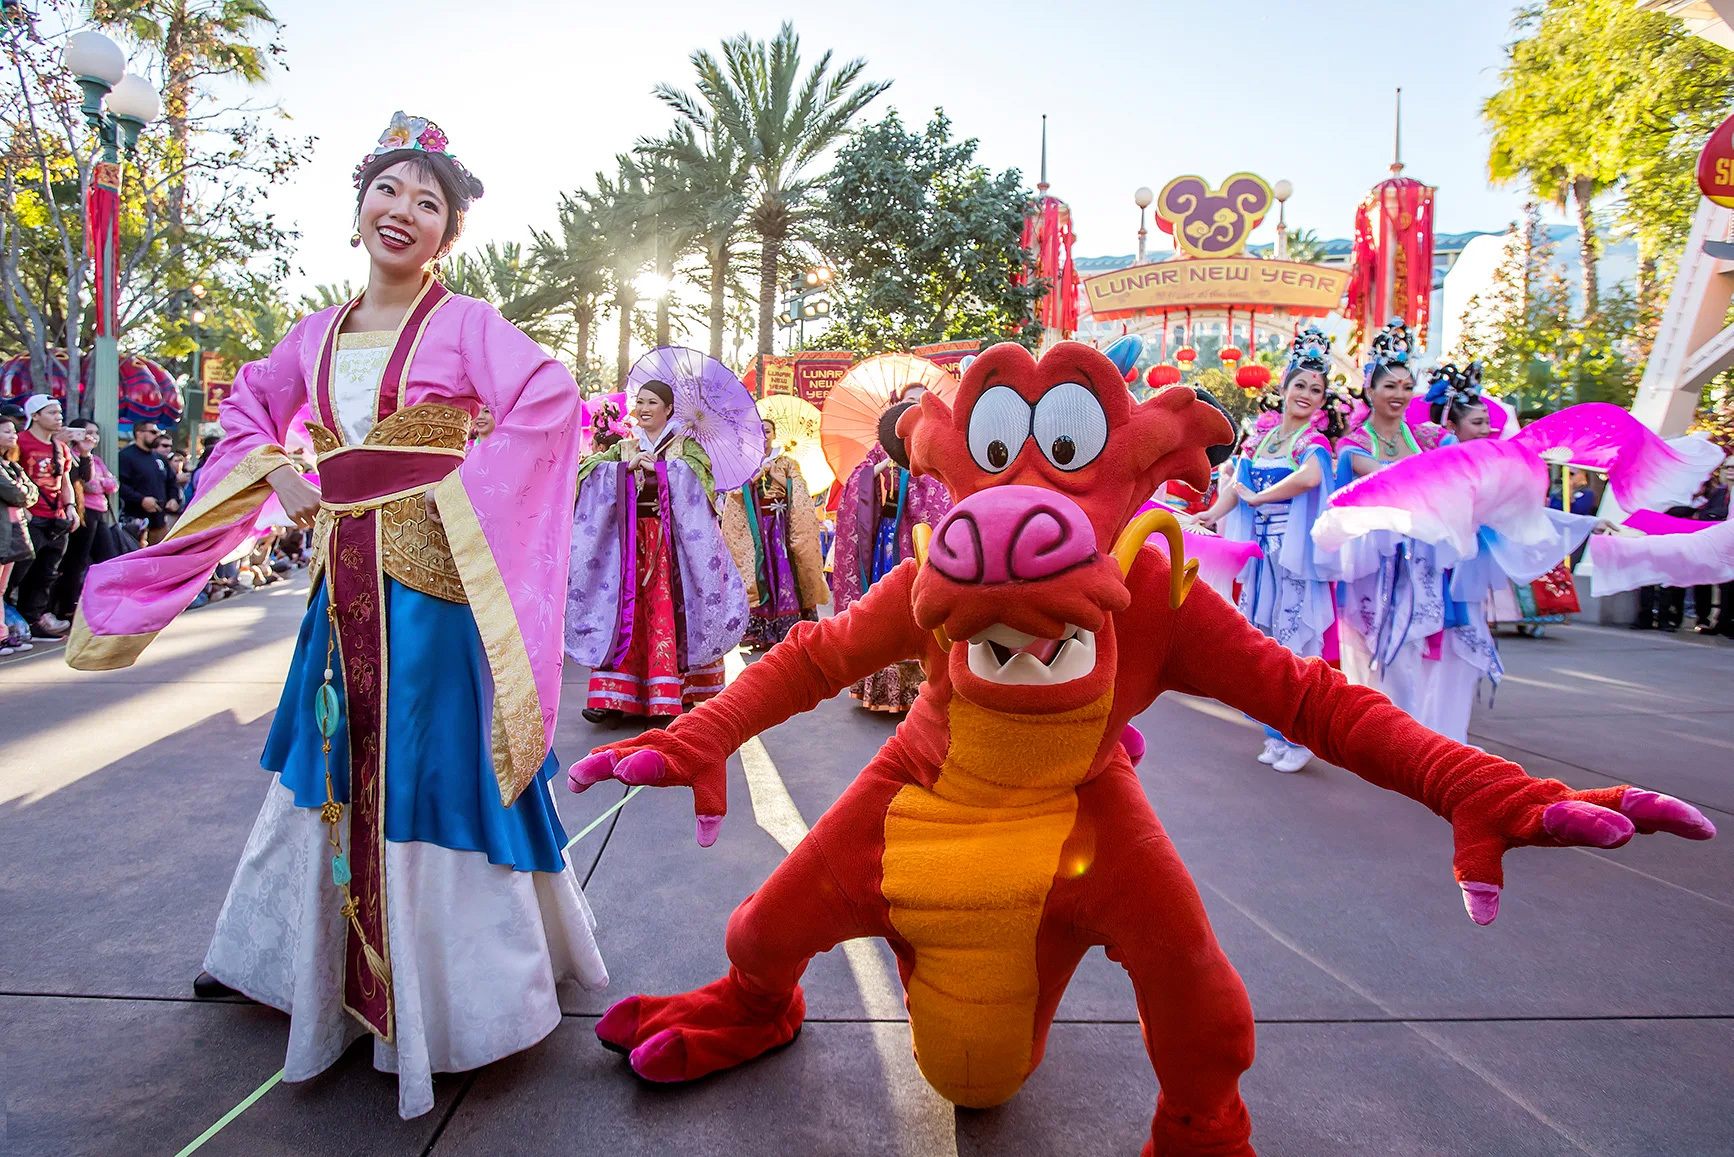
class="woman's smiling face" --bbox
[358,160,448,276]
[1283,370,1326,419]
[1371,367,1415,415]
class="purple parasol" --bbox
[626,346,761,491]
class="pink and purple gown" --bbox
[832,445,952,711]
[69,282,607,1118]
[566,431,747,717]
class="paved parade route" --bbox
[2,578,1730,1156]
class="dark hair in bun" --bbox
[354,148,485,256]
[637,379,675,407]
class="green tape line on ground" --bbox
[564,784,645,852]
[173,1068,283,1155]
[173,784,641,1153]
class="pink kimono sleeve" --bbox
[67,315,315,669]
[431,299,582,806]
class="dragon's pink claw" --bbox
[615,750,668,786]
[1460,881,1501,925]
[1121,724,1147,767]
[696,814,722,847]
[628,1028,688,1083]
[1542,800,1636,848]
[568,751,619,794]
[1620,789,1717,840]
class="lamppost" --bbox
[61,29,161,469]
[1134,186,1153,264]
[1272,179,1294,260]
[177,282,207,448]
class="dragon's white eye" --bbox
[967,386,1032,473]
[1032,383,1108,472]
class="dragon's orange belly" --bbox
[880,693,1111,1108]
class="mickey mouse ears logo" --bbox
[1154,173,1273,259]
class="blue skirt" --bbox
[263,578,569,873]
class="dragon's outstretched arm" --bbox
[570,559,931,844]
[1127,551,1714,924]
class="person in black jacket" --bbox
[1693,460,1732,637]
[116,421,180,543]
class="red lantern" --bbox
[1146,364,1182,387]
[1175,346,1197,364]
[1236,364,1272,392]
[1219,346,1243,363]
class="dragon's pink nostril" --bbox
[928,486,1097,584]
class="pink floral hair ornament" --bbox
[352,111,481,198]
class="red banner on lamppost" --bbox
[86,161,121,340]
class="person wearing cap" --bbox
[9,395,81,639]
[118,420,180,544]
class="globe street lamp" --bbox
[1134,187,1154,265]
[1272,179,1294,260]
[62,29,161,468]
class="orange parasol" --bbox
[757,394,832,496]
[819,353,959,484]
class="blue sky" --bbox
[255,0,1551,295]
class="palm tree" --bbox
[1285,228,1330,264]
[655,22,888,365]
[585,157,657,387]
[92,0,280,236]
[640,123,752,360]
[531,196,610,382]
[441,241,567,351]
[636,149,704,348]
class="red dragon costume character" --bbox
[569,342,1714,1155]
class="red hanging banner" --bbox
[86,161,122,339]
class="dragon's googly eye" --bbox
[1032,383,1108,472]
[967,386,1032,473]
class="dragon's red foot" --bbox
[596,970,806,1082]
[1143,1097,1255,1157]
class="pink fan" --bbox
[626,346,761,491]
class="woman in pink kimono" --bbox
[67,113,606,1119]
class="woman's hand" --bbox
[1235,480,1265,507]
[267,464,321,529]
[874,457,897,477]
[424,490,442,525]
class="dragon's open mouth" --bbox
[966,624,1097,686]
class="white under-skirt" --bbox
[205,777,609,1118]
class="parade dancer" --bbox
[1331,319,1445,718]
[1200,326,1345,772]
[722,417,830,650]
[1412,364,1502,743]
[568,379,746,726]
[68,113,607,1119]
[832,386,952,712]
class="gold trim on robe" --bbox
[433,471,547,807]
[65,442,296,671]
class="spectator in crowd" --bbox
[117,421,181,544]
[51,418,117,624]
[0,415,40,655]
[8,395,80,640]
[1693,458,1732,637]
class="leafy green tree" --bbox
[1451,206,1576,413]
[1484,0,1734,308]
[92,0,282,237]
[655,22,888,364]
[814,110,1042,354]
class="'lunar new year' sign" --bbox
[1083,258,1351,319]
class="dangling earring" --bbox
[350,231,362,248]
